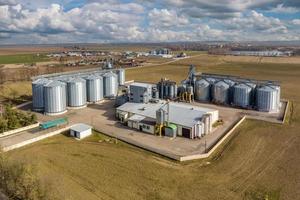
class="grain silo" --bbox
[67,77,87,108]
[212,80,231,104]
[86,75,103,103]
[256,85,280,112]
[103,72,118,98]
[233,83,254,108]
[194,79,211,102]
[116,69,125,85]
[32,78,49,111]
[44,80,67,115]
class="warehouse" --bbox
[116,100,219,139]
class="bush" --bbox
[0,104,37,133]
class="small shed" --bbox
[70,123,92,140]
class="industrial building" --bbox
[116,100,218,139]
[70,123,92,140]
[129,82,155,103]
[32,68,125,115]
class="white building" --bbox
[70,123,92,140]
[116,101,219,139]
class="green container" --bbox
[40,117,68,130]
[165,124,177,137]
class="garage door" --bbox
[182,128,191,138]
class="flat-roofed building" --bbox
[116,100,219,139]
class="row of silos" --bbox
[32,69,125,115]
[194,76,280,112]
[157,79,177,99]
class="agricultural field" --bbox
[0,54,49,65]
[4,52,300,199]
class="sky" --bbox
[0,0,300,44]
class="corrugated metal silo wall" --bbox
[213,82,229,104]
[86,77,103,102]
[32,83,44,110]
[256,86,278,112]
[103,73,118,97]
[195,79,210,101]
[67,80,87,107]
[233,85,252,108]
[117,69,125,85]
[44,83,67,114]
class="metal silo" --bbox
[67,77,87,108]
[117,69,125,85]
[256,85,279,112]
[195,79,211,102]
[103,72,118,98]
[187,85,194,95]
[156,109,165,125]
[32,78,49,111]
[205,77,218,84]
[233,83,253,108]
[212,80,230,104]
[44,80,67,115]
[86,75,103,103]
[169,84,175,99]
[163,84,169,98]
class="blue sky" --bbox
[0,0,300,44]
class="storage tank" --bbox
[32,78,49,111]
[195,79,211,102]
[212,80,230,104]
[156,109,165,125]
[116,69,125,85]
[187,85,194,95]
[44,80,67,115]
[152,88,159,99]
[256,85,280,112]
[169,84,175,99]
[86,75,103,103]
[163,84,169,98]
[157,82,164,99]
[205,77,218,84]
[67,77,87,108]
[103,72,118,98]
[233,83,253,108]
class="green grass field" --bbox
[0,54,49,65]
[5,52,300,200]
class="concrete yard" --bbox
[1,99,286,160]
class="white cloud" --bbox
[0,0,300,43]
[148,8,189,28]
[292,19,300,25]
[268,4,299,13]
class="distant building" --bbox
[149,48,173,58]
[229,50,293,57]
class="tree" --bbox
[0,118,8,133]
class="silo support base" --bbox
[44,110,68,116]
